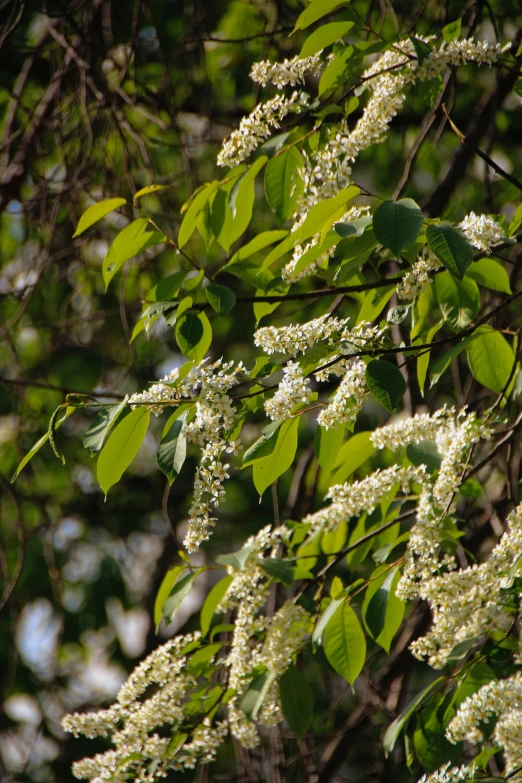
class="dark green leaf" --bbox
[407,440,442,473]
[362,566,405,652]
[366,360,406,413]
[383,677,445,756]
[205,284,236,316]
[426,222,473,279]
[175,311,212,362]
[265,147,303,223]
[434,271,480,329]
[410,36,432,65]
[83,397,129,454]
[260,558,295,586]
[216,544,255,571]
[279,666,313,738]
[156,411,188,484]
[373,198,424,257]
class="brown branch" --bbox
[0,478,24,614]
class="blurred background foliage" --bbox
[1,0,522,781]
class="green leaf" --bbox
[156,411,187,484]
[279,666,313,738]
[179,181,219,247]
[175,311,212,362]
[96,407,150,495]
[154,566,185,629]
[11,407,76,482]
[298,186,359,245]
[133,184,165,203]
[426,222,473,279]
[293,0,351,31]
[205,284,236,316]
[312,598,343,647]
[362,566,404,652]
[324,602,366,685]
[226,230,288,267]
[407,440,442,473]
[314,424,345,472]
[73,198,126,237]
[227,156,267,248]
[410,36,432,66]
[429,335,474,387]
[413,696,461,771]
[242,421,282,466]
[416,322,442,395]
[383,677,445,756]
[162,568,205,626]
[253,417,300,497]
[240,672,275,720]
[318,45,354,97]
[265,147,303,223]
[260,558,295,586]
[216,544,255,571]
[442,18,462,42]
[372,199,424,257]
[103,218,164,288]
[467,326,515,393]
[200,575,233,636]
[434,271,480,330]
[300,21,354,57]
[184,269,204,292]
[366,360,406,413]
[331,431,376,485]
[83,397,129,454]
[509,204,522,237]
[465,259,511,293]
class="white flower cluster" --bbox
[265,360,312,420]
[447,668,522,775]
[62,632,230,781]
[396,248,442,300]
[372,407,491,599]
[217,91,308,168]
[304,464,426,537]
[250,53,322,88]
[411,503,522,668]
[417,762,475,783]
[317,359,367,429]
[459,211,504,252]
[131,358,245,552]
[255,315,385,357]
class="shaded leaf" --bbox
[366,360,406,413]
[373,199,424,257]
[279,666,313,738]
[426,222,473,279]
[83,397,129,454]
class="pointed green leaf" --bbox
[179,181,219,247]
[426,222,473,279]
[442,18,462,42]
[366,360,406,413]
[11,407,76,482]
[362,566,405,652]
[331,431,376,485]
[324,602,366,684]
[133,184,165,203]
[243,421,282,466]
[383,677,445,756]
[216,544,255,571]
[154,566,185,629]
[73,198,126,237]
[103,218,164,288]
[265,147,304,223]
[373,199,424,257]
[509,204,522,237]
[410,37,432,66]
[200,575,233,636]
[300,21,355,57]
[293,0,351,31]
[260,558,295,586]
[156,411,187,484]
[279,666,313,738]
[253,417,300,497]
[406,440,442,473]
[205,284,236,316]
[312,598,343,647]
[434,271,480,329]
[83,397,129,454]
[162,568,205,626]
[97,407,150,495]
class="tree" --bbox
[3,1,522,782]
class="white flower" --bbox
[459,211,504,252]
[250,53,323,88]
[264,361,312,420]
[317,359,368,429]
